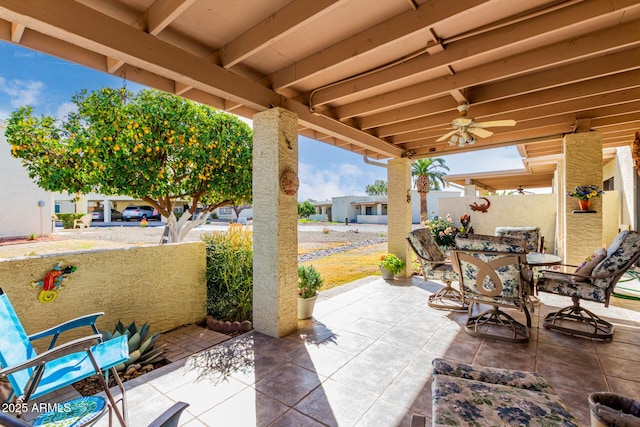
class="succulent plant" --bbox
[101,321,164,372]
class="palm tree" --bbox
[412,158,449,223]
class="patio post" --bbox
[387,158,413,278]
[562,131,603,265]
[252,108,299,338]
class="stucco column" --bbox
[387,158,413,278]
[463,184,476,197]
[75,195,89,214]
[563,131,603,265]
[102,198,111,222]
[252,108,299,338]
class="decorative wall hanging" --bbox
[469,197,491,213]
[31,262,77,303]
[280,169,299,196]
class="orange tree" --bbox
[6,88,252,242]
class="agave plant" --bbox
[101,321,164,372]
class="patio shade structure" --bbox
[1,0,639,336]
[0,0,638,167]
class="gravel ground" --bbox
[0,222,387,259]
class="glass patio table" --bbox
[525,251,563,300]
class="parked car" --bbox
[122,206,161,221]
[91,208,123,221]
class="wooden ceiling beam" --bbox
[135,0,197,36]
[310,0,640,106]
[335,21,640,119]
[270,0,490,91]
[219,0,341,68]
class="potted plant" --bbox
[567,184,604,211]
[378,254,406,280]
[298,265,324,319]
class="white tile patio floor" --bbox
[24,275,640,426]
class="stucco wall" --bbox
[0,119,53,238]
[0,242,206,346]
[439,194,557,252]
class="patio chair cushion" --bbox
[432,358,579,427]
[574,247,607,279]
[455,233,526,254]
[495,226,540,252]
[407,228,446,263]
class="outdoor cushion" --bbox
[495,226,540,252]
[407,228,446,263]
[574,247,607,279]
[432,358,579,427]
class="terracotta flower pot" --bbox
[579,199,591,211]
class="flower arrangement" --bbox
[424,214,459,247]
[378,254,406,275]
[567,184,604,201]
[140,219,148,227]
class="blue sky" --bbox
[0,41,527,201]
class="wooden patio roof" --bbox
[1,0,638,187]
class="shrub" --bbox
[202,226,253,322]
[378,254,406,275]
[57,213,87,229]
[298,265,324,298]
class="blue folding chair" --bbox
[0,287,129,426]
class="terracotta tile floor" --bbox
[24,276,640,425]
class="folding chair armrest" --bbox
[0,334,102,376]
[29,312,104,349]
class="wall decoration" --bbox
[280,169,299,196]
[469,197,491,213]
[31,262,77,303]
[633,131,640,175]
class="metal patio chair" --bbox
[451,234,532,343]
[537,230,640,340]
[407,228,466,311]
[0,287,129,426]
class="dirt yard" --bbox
[0,223,386,259]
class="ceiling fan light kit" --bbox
[439,103,516,148]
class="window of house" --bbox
[219,207,232,215]
[603,177,614,191]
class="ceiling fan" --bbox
[437,104,517,147]
[515,185,534,195]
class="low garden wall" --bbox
[0,242,206,347]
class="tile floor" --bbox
[23,275,640,425]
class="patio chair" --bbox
[407,228,466,311]
[450,233,532,343]
[495,226,544,252]
[0,401,189,427]
[536,230,640,340]
[73,213,92,229]
[0,287,129,426]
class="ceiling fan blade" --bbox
[474,119,517,128]
[436,129,460,142]
[468,128,493,138]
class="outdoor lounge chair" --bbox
[73,213,92,229]
[536,230,640,340]
[0,287,129,426]
[450,234,532,343]
[407,228,466,311]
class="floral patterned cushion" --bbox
[432,358,555,393]
[425,263,458,283]
[495,226,540,252]
[408,228,445,263]
[538,231,640,302]
[453,234,528,302]
[455,233,527,253]
[432,375,579,427]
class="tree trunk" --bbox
[419,191,427,224]
[163,211,210,243]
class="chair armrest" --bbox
[0,334,102,377]
[29,312,104,350]
[148,402,190,427]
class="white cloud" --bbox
[0,77,44,107]
[55,102,76,120]
[298,161,379,201]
